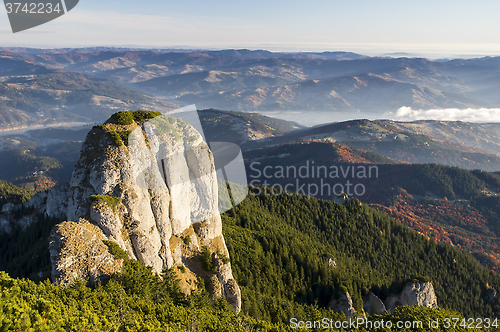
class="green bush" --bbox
[102,240,129,261]
[0,263,290,332]
[113,111,135,125]
[201,246,216,272]
[90,195,121,211]
[117,130,132,146]
[107,127,124,146]
[112,110,162,126]
[216,248,230,264]
[132,110,162,121]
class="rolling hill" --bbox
[0,55,178,130]
[2,48,500,118]
[253,119,500,171]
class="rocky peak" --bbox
[363,291,388,316]
[47,110,241,312]
[384,281,438,313]
[329,282,438,317]
[328,289,358,317]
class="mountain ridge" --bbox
[2,49,500,122]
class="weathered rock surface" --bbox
[49,220,122,285]
[0,217,11,234]
[363,292,388,316]
[1,203,15,214]
[44,112,242,312]
[0,209,38,234]
[214,253,242,313]
[384,282,438,313]
[487,287,497,303]
[328,291,358,317]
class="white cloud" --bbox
[387,106,500,123]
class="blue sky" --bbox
[1,0,499,58]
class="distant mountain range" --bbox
[0,53,178,130]
[3,49,500,327]
[3,109,500,192]
[2,108,500,275]
[1,48,500,130]
[253,119,500,171]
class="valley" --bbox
[2,108,500,277]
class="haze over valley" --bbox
[3,47,500,330]
[2,48,500,128]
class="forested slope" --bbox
[223,188,500,321]
[1,186,500,330]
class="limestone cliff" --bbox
[384,282,438,313]
[328,290,358,317]
[329,282,437,317]
[45,111,241,312]
[363,292,388,316]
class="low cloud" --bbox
[389,106,500,123]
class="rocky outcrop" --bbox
[328,290,358,317]
[44,111,241,312]
[363,292,388,316]
[384,282,437,313]
[329,283,438,317]
[49,220,122,285]
[487,287,497,303]
[213,253,242,313]
[1,203,15,214]
[0,217,11,234]
[0,208,37,234]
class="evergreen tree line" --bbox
[223,187,500,323]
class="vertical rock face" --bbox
[328,291,358,317]
[487,287,497,303]
[330,283,438,317]
[363,292,388,316]
[384,282,438,313]
[47,111,241,312]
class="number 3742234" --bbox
[443,318,498,329]
[5,2,63,14]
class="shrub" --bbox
[107,127,124,146]
[201,246,215,272]
[102,240,128,260]
[132,110,162,121]
[117,130,132,146]
[112,110,162,125]
[113,111,135,125]
[216,248,230,264]
[90,195,121,211]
